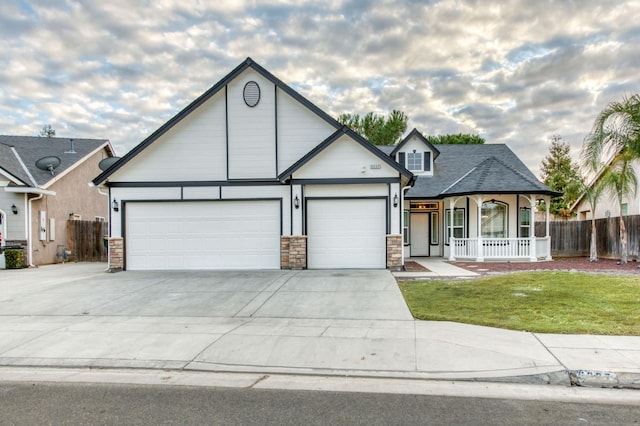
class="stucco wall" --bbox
[30,148,110,265]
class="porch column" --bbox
[474,195,484,261]
[545,195,552,260]
[448,198,456,261]
[528,195,537,262]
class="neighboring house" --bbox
[572,157,640,220]
[0,136,115,267]
[93,58,556,271]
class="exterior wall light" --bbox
[294,195,300,209]
[11,204,18,214]
[393,194,399,208]
[112,199,119,212]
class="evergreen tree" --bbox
[338,110,408,145]
[426,133,485,144]
[540,135,583,217]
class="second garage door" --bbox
[125,200,281,270]
[306,198,386,269]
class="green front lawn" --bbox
[399,272,640,335]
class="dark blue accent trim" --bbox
[93,57,342,186]
[108,180,283,188]
[274,85,279,178]
[290,177,401,185]
[225,86,229,181]
[277,126,413,182]
[391,128,441,159]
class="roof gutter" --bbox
[4,187,56,196]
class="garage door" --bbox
[125,200,280,270]
[307,198,386,269]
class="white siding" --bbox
[0,191,26,240]
[293,135,398,179]
[182,186,221,200]
[276,88,336,173]
[110,93,227,182]
[227,70,276,179]
[389,182,401,234]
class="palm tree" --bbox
[579,178,606,262]
[583,94,640,169]
[601,153,638,264]
[582,94,640,264]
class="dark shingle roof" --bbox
[380,143,556,198]
[0,135,109,187]
[0,142,32,185]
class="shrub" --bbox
[5,248,24,269]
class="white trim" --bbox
[0,167,28,186]
[4,187,56,196]
[11,147,38,186]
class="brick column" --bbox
[108,237,124,272]
[386,234,403,270]
[281,236,307,269]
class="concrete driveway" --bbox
[7,262,621,385]
[0,263,411,320]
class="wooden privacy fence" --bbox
[535,215,640,259]
[66,220,108,262]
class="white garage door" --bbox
[307,198,386,269]
[125,200,280,270]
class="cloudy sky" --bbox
[1,0,639,177]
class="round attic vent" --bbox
[243,81,260,107]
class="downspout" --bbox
[27,193,44,267]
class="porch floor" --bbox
[394,257,479,279]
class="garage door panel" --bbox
[307,199,386,269]
[125,201,280,270]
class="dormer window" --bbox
[407,151,422,171]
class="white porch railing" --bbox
[451,237,550,260]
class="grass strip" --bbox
[398,271,640,335]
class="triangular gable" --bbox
[93,57,341,185]
[391,128,440,159]
[279,126,413,182]
[442,156,556,196]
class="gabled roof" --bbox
[390,128,440,159]
[396,144,558,198]
[93,57,343,186]
[278,126,413,182]
[0,135,112,188]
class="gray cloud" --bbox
[1,0,639,179]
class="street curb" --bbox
[568,370,640,389]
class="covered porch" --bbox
[446,194,553,262]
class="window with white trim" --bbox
[406,152,422,171]
[403,210,409,245]
[481,201,507,238]
[445,208,465,244]
[430,211,439,245]
[519,207,531,238]
[622,203,628,216]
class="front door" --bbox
[410,213,429,256]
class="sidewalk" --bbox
[0,263,638,390]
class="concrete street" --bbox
[0,262,639,390]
